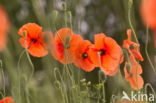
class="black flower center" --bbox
[99,49,106,56]
[31,38,38,43]
[82,52,88,59]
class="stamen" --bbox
[82,52,88,59]
[31,38,38,43]
[98,49,106,56]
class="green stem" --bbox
[145,27,156,75]
[128,0,139,44]
[25,49,35,82]
[0,60,5,97]
[17,50,26,103]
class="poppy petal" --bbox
[141,0,156,30]
[130,55,143,75]
[91,33,123,76]
[101,54,119,76]
[123,29,144,61]
[94,33,106,49]
[73,40,95,71]
[28,41,48,57]
[55,28,74,42]
[129,75,144,90]
[53,28,83,64]
[19,37,31,48]
[0,97,14,103]
[18,23,42,38]
[0,5,9,51]
[103,36,123,61]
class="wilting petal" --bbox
[129,75,144,90]
[130,55,143,75]
[123,29,144,61]
[124,56,144,90]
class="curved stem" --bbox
[0,60,5,97]
[145,27,156,75]
[128,0,139,44]
[25,49,35,82]
[17,50,26,103]
[145,83,156,98]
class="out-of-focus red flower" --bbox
[141,0,156,47]
[89,33,123,76]
[0,5,9,51]
[141,0,156,30]
[52,28,83,64]
[18,23,52,57]
[123,29,144,61]
[73,40,96,72]
[0,97,14,103]
[124,55,144,90]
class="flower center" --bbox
[99,49,106,56]
[82,52,88,59]
[31,38,38,43]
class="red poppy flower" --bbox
[141,0,156,47]
[52,28,83,64]
[0,5,9,51]
[141,0,156,30]
[0,97,14,103]
[124,55,144,90]
[73,40,96,72]
[89,33,123,76]
[18,23,52,57]
[123,29,144,61]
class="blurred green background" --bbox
[0,0,156,103]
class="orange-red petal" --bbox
[101,54,120,76]
[124,59,144,90]
[54,28,74,42]
[73,40,96,72]
[123,29,144,61]
[0,5,9,51]
[18,23,42,38]
[0,97,14,103]
[27,40,48,57]
[89,33,123,76]
[53,28,83,64]
[129,75,144,90]
[18,23,52,57]
[19,37,31,48]
[141,0,156,30]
